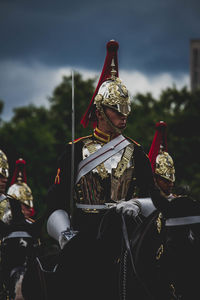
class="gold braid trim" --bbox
[82,139,134,180]
[113,144,134,178]
[0,199,9,221]
[83,139,109,179]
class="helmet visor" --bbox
[117,103,131,116]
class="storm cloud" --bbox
[0,0,198,120]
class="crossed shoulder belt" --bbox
[75,137,200,226]
[76,134,130,184]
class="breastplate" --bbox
[75,138,135,205]
[0,195,12,224]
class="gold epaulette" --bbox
[125,136,141,146]
[69,135,92,144]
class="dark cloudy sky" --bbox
[1,0,199,120]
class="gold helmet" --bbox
[148,121,175,183]
[155,150,175,182]
[7,158,34,209]
[7,182,34,208]
[80,40,131,130]
[94,76,131,117]
[0,149,9,178]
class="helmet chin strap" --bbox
[100,107,126,135]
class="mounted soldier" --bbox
[7,158,36,223]
[44,39,174,300]
[0,150,28,299]
[0,153,42,299]
[148,120,200,299]
[0,151,25,229]
[148,121,175,201]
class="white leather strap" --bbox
[166,216,200,226]
[76,135,130,184]
[3,231,32,240]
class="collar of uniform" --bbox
[93,127,111,143]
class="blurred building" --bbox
[190,39,200,91]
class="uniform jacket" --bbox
[47,129,169,231]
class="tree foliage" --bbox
[0,73,200,222]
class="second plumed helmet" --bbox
[148,121,175,182]
[7,158,34,209]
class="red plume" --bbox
[148,121,167,172]
[10,158,27,185]
[80,40,119,128]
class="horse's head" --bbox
[162,196,200,298]
[0,219,42,299]
[0,231,39,299]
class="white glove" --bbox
[116,199,141,217]
[59,228,78,250]
[167,194,176,201]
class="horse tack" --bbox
[156,244,164,261]
[120,211,164,299]
[155,213,164,261]
[94,208,171,299]
[119,209,181,300]
[156,212,163,234]
[0,230,41,300]
[0,237,32,299]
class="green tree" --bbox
[0,73,97,216]
[0,99,4,125]
[0,75,200,219]
[125,86,200,199]
[47,72,96,152]
[0,105,56,216]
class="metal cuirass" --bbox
[75,138,136,205]
[0,195,12,224]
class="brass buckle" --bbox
[83,208,100,214]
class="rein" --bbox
[121,212,159,300]
[97,208,157,300]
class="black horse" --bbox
[118,195,200,300]
[0,220,42,300]
[20,209,169,300]
[162,196,200,299]
[20,196,200,300]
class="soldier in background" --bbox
[0,150,26,298]
[148,121,176,201]
[0,151,25,230]
[148,121,191,200]
[148,121,200,299]
[7,158,35,223]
